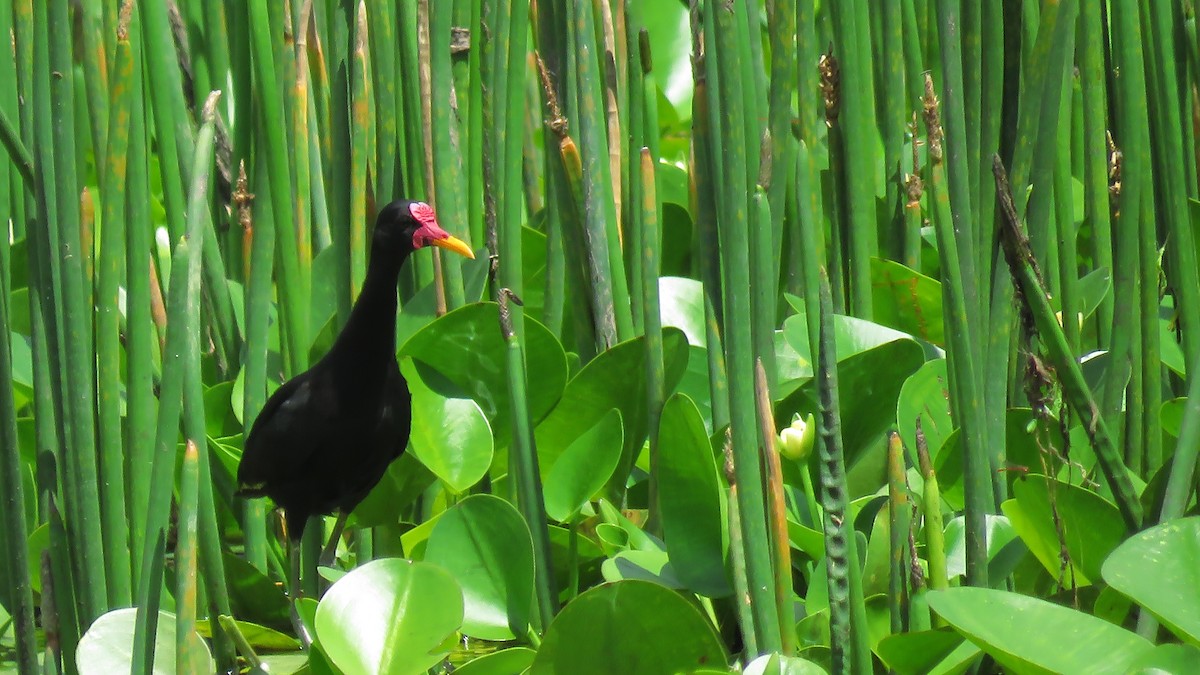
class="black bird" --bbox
[236,199,474,625]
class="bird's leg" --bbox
[288,538,314,648]
[319,510,351,569]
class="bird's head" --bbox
[373,199,475,260]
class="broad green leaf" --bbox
[744,653,829,674]
[600,549,686,588]
[315,558,464,675]
[661,203,694,277]
[1102,516,1200,645]
[222,552,291,633]
[780,307,922,363]
[393,249,491,349]
[659,276,705,347]
[424,495,535,641]
[928,588,1152,674]
[258,653,310,675]
[870,258,945,345]
[351,452,437,529]
[875,629,978,675]
[659,393,730,598]
[896,359,952,468]
[535,329,690,497]
[935,409,1093,509]
[516,226,548,325]
[25,524,48,594]
[942,515,1019,580]
[530,580,726,675]
[195,618,299,651]
[1074,267,1112,321]
[674,345,715,432]
[786,519,825,560]
[202,381,240,438]
[1001,476,1123,586]
[76,608,213,675]
[403,358,493,492]
[642,2,693,120]
[543,408,623,522]
[400,303,567,445]
[453,647,538,675]
[547,524,606,597]
[1125,644,1200,673]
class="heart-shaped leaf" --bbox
[76,608,213,675]
[531,580,726,674]
[543,408,623,522]
[453,647,538,675]
[535,329,690,498]
[928,587,1152,674]
[1001,476,1123,586]
[424,495,535,641]
[658,393,730,598]
[315,558,464,675]
[1102,516,1200,645]
[403,358,493,492]
[400,303,567,446]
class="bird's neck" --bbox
[332,257,404,364]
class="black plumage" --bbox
[236,199,473,614]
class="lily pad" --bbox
[1102,516,1200,645]
[76,608,213,675]
[928,587,1151,674]
[424,495,535,641]
[400,303,567,447]
[658,393,730,598]
[530,580,726,674]
[403,358,493,492]
[315,558,464,675]
[543,408,624,522]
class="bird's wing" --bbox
[236,373,341,493]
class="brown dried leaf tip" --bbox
[904,113,924,209]
[1107,130,1122,217]
[922,73,943,164]
[819,44,840,126]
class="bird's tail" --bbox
[235,483,269,499]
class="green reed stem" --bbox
[175,441,201,672]
[132,94,217,675]
[240,150,275,575]
[0,106,35,191]
[48,0,107,623]
[916,433,947,627]
[48,494,81,675]
[573,0,631,347]
[429,0,469,307]
[1144,1,1200,384]
[887,432,911,635]
[1077,0,1114,344]
[639,148,665,529]
[249,0,308,376]
[828,0,875,318]
[923,74,989,588]
[498,293,558,630]
[124,17,158,583]
[0,210,37,675]
[1102,0,1142,438]
[349,3,371,297]
[709,0,782,654]
[78,0,108,163]
[96,5,135,607]
[138,0,191,241]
